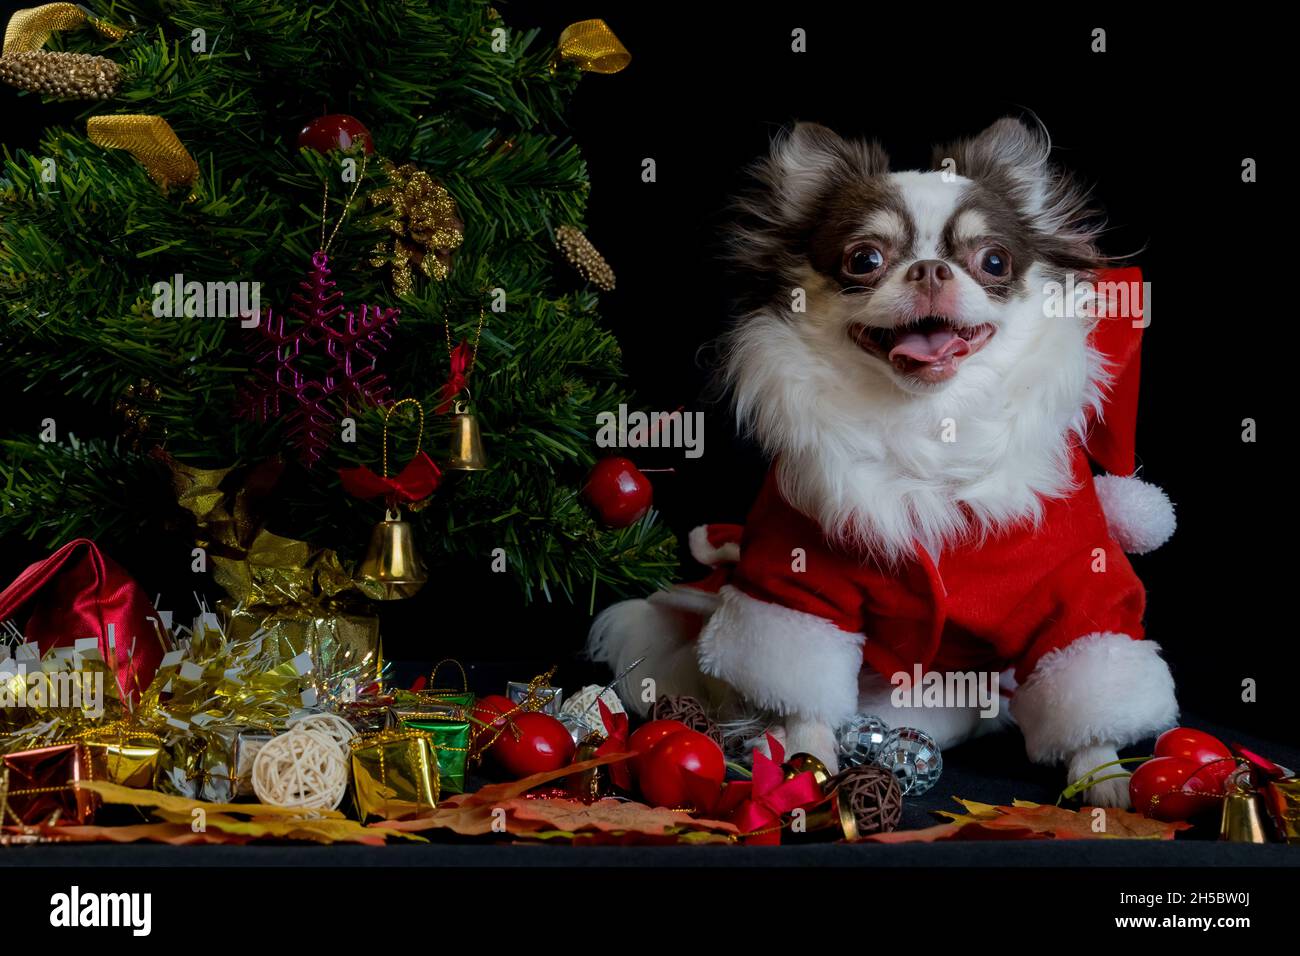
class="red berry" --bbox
[583,457,652,528]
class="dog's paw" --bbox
[1067,743,1131,809]
[782,716,839,775]
[1082,774,1132,809]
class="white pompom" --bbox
[1093,474,1176,555]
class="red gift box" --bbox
[1,742,99,826]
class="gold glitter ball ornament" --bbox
[0,50,121,99]
[556,224,615,292]
[368,159,464,295]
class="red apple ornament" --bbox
[469,694,517,755]
[627,719,690,779]
[583,457,652,528]
[1129,755,1224,821]
[1154,727,1233,766]
[491,712,576,777]
[638,728,725,808]
[297,114,374,154]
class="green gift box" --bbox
[396,706,470,794]
[418,660,474,711]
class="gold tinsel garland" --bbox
[0,49,121,98]
[368,159,465,295]
[556,224,616,292]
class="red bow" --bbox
[438,340,473,413]
[592,699,632,791]
[725,734,823,845]
[338,451,442,507]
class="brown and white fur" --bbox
[588,119,1177,807]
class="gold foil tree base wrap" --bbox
[159,453,384,697]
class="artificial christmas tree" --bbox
[0,1,675,611]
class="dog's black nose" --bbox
[905,259,954,285]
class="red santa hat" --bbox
[1083,266,1145,477]
[1083,267,1176,554]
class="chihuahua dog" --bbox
[590,118,1177,807]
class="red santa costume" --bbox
[590,268,1179,769]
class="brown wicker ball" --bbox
[651,695,723,747]
[829,764,904,836]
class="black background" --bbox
[1,3,1288,736]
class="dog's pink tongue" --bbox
[888,328,970,366]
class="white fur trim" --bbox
[1093,474,1176,554]
[696,585,864,726]
[1011,633,1178,765]
[587,595,728,717]
[688,525,741,567]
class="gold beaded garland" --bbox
[0,50,121,99]
[556,224,616,292]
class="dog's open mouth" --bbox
[850,316,996,384]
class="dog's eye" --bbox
[978,247,1011,278]
[844,245,885,276]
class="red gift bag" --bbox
[0,539,167,704]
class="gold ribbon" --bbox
[3,3,125,54]
[555,19,630,74]
[87,114,199,190]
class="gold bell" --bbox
[447,399,488,471]
[783,752,832,790]
[1219,782,1270,843]
[785,787,861,843]
[356,508,427,600]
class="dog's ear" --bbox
[935,117,1102,267]
[763,122,890,219]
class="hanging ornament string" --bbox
[320,149,369,254]
[438,305,487,413]
[382,397,423,480]
[338,397,442,507]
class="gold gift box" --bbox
[81,727,163,790]
[349,728,440,823]
[1266,778,1300,844]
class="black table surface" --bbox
[2,712,1295,869]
